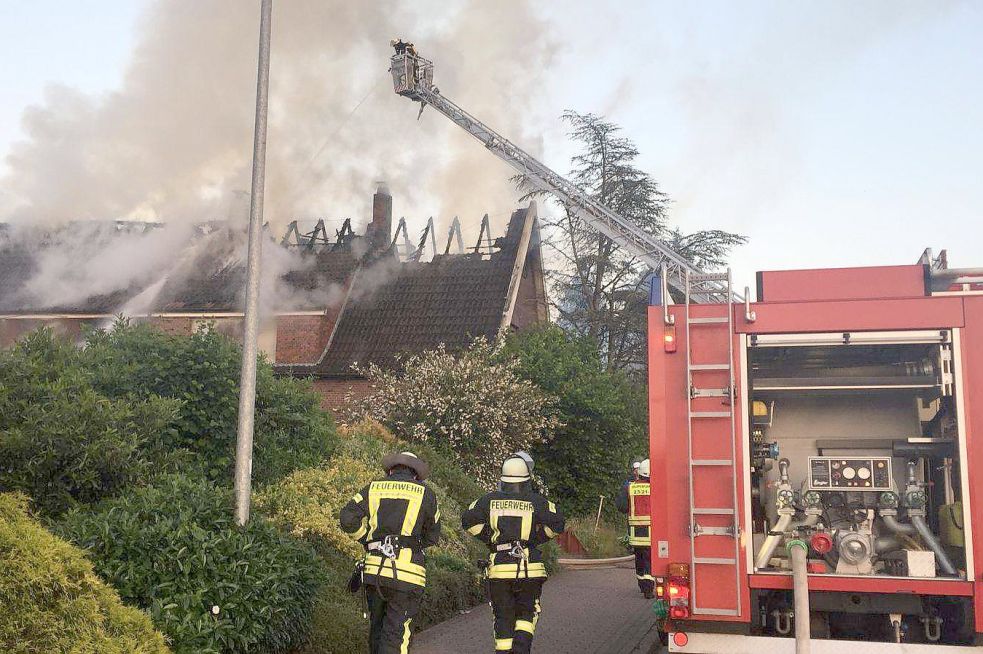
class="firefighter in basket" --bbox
[462,455,565,654]
[616,457,654,598]
[340,451,441,654]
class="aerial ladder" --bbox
[389,45,741,304]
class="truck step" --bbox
[689,317,729,325]
[691,411,732,418]
[692,557,737,565]
[691,387,730,398]
[692,508,735,515]
[691,459,733,466]
[690,363,730,371]
[692,525,738,536]
[692,608,741,617]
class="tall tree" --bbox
[517,111,746,371]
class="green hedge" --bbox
[57,475,324,654]
[0,330,180,517]
[82,321,337,485]
[503,325,648,516]
[0,493,171,654]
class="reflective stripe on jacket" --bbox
[462,489,565,580]
[340,471,441,590]
[618,480,651,547]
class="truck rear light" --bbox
[667,569,690,619]
[672,631,689,647]
[664,324,677,352]
[670,605,690,619]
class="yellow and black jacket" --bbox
[340,470,441,590]
[461,487,565,580]
[616,479,651,547]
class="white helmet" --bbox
[637,459,650,479]
[501,456,531,483]
[515,450,535,473]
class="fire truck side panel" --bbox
[733,296,964,334]
[650,268,983,642]
[756,265,928,303]
[649,303,751,622]
[959,297,983,631]
[648,305,671,564]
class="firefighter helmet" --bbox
[638,458,650,479]
[515,450,535,473]
[382,451,430,481]
[501,456,531,483]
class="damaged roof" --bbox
[276,207,538,378]
[0,223,361,314]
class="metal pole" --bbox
[234,0,273,526]
[594,495,606,533]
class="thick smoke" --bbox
[2,0,553,229]
[0,0,554,314]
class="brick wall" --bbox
[311,377,374,415]
[142,316,195,336]
[0,317,97,347]
[275,313,336,364]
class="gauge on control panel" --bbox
[808,456,892,491]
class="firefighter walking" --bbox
[340,451,441,654]
[617,458,654,598]
[462,456,565,654]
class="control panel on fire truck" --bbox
[807,456,892,491]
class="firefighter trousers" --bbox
[489,578,544,653]
[633,546,654,596]
[366,583,422,654]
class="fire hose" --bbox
[788,539,811,654]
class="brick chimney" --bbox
[367,183,392,252]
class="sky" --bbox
[0,1,980,291]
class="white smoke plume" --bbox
[2,0,553,230]
[0,0,554,314]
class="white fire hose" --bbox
[788,539,811,654]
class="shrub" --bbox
[258,421,485,564]
[82,321,337,484]
[502,325,648,516]
[0,492,171,654]
[346,340,559,487]
[564,515,630,558]
[332,420,484,522]
[0,329,179,517]
[57,475,323,654]
[256,455,377,560]
[258,421,486,652]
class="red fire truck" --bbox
[649,252,983,651]
[389,45,983,651]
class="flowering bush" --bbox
[345,341,559,487]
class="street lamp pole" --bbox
[234,0,273,526]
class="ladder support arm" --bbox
[390,52,740,302]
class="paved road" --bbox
[414,564,665,654]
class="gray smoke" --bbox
[0,0,554,314]
[2,0,553,230]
